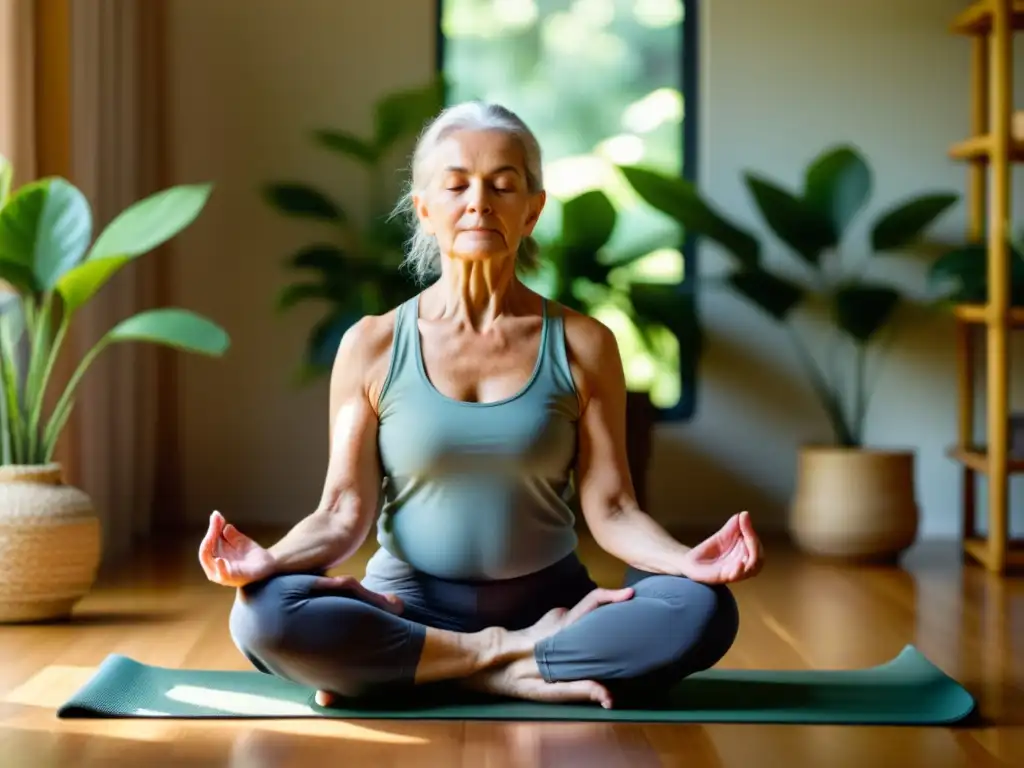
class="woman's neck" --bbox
[428,255,524,329]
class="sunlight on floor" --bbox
[165,684,318,716]
[4,664,431,746]
[5,665,96,708]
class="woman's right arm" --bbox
[263,313,394,574]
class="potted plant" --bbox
[618,145,959,560]
[0,154,230,623]
[264,79,444,382]
[527,188,702,510]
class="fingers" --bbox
[738,510,764,575]
[197,511,225,577]
[222,523,251,548]
[310,575,405,615]
[565,587,633,624]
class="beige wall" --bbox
[167,0,1024,539]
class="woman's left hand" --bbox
[682,511,763,584]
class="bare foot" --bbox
[316,587,633,709]
[467,655,613,708]
[464,586,635,709]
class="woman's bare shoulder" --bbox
[329,304,405,406]
[557,304,624,404]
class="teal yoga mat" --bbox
[56,645,975,725]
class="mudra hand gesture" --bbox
[198,511,277,588]
[683,511,763,584]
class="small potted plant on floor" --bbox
[0,154,230,623]
[617,145,958,560]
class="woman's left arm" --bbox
[565,312,697,577]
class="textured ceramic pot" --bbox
[0,463,101,622]
[789,447,919,561]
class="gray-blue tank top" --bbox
[374,294,581,581]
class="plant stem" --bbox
[25,293,54,462]
[853,341,866,446]
[0,337,10,465]
[0,319,25,462]
[42,334,111,459]
[784,324,855,446]
[27,309,69,463]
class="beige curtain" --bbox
[69,0,168,562]
[0,0,172,564]
[0,0,36,186]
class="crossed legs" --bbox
[229,567,739,707]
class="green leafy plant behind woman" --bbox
[263,79,444,382]
[618,145,959,447]
[0,154,230,466]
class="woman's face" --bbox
[414,129,545,267]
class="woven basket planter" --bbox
[0,463,101,623]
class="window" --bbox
[436,0,699,419]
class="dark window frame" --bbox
[433,0,700,421]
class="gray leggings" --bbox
[229,550,739,703]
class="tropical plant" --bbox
[528,188,702,384]
[0,154,230,466]
[264,79,445,382]
[617,144,959,447]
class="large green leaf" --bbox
[34,179,92,289]
[373,79,445,152]
[0,261,34,293]
[366,214,410,254]
[628,283,702,355]
[726,267,804,321]
[927,243,986,302]
[289,243,346,273]
[927,239,1024,304]
[0,154,11,206]
[833,283,901,343]
[557,190,617,286]
[106,308,230,355]
[0,178,93,291]
[561,190,617,254]
[276,282,335,312]
[263,183,346,223]
[870,193,958,252]
[56,255,132,313]
[313,129,380,165]
[618,165,761,269]
[744,173,835,266]
[803,145,872,240]
[43,308,230,460]
[88,183,211,261]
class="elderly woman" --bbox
[199,102,763,710]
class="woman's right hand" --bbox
[198,511,277,588]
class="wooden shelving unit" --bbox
[949,0,1024,573]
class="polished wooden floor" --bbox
[0,530,1021,767]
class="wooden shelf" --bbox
[963,537,1024,570]
[951,0,1024,35]
[954,304,1024,325]
[949,1,1018,575]
[948,134,1024,162]
[948,446,1024,474]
